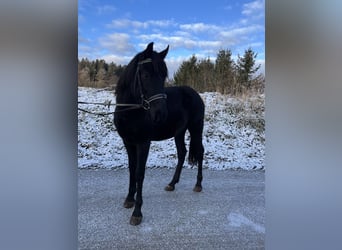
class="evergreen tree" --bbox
[236,48,260,88]
[215,49,235,94]
[77,47,264,94]
[173,55,199,90]
[197,58,215,92]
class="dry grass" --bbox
[201,90,265,133]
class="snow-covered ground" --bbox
[78,87,265,170]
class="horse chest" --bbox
[115,115,151,142]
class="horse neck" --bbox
[116,61,141,103]
[116,82,140,104]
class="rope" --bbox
[78,100,114,116]
[78,93,167,116]
[78,100,142,115]
[78,100,114,108]
[77,107,114,116]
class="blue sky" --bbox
[79,0,264,77]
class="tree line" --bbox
[78,58,125,88]
[172,47,264,95]
[78,47,264,95]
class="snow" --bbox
[227,212,265,233]
[78,87,265,170]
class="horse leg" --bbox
[193,155,203,192]
[123,142,137,208]
[165,130,186,191]
[130,141,150,226]
[188,122,204,192]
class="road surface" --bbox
[78,168,265,249]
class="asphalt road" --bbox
[78,168,265,249]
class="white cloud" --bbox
[98,33,135,55]
[81,12,264,76]
[139,34,188,48]
[79,44,93,53]
[220,24,263,38]
[103,16,263,57]
[138,33,221,52]
[78,35,91,44]
[100,54,132,65]
[217,24,264,49]
[107,19,145,29]
[174,30,192,38]
[107,19,177,29]
[97,5,116,15]
[180,22,220,33]
[78,44,100,60]
[242,0,264,17]
[147,19,177,28]
[166,55,197,77]
[98,50,190,76]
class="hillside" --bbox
[78,87,265,170]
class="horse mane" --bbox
[115,54,139,98]
[115,50,168,99]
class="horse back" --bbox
[149,86,204,140]
[165,86,204,118]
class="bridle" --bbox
[116,58,167,112]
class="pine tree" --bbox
[173,55,199,90]
[236,48,260,88]
[215,49,235,94]
[197,58,215,92]
[78,58,91,87]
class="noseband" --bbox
[116,58,167,111]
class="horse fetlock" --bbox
[124,199,135,208]
[193,185,202,192]
[165,184,175,191]
[130,216,143,226]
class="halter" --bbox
[116,58,167,111]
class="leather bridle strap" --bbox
[141,93,167,110]
[116,58,167,111]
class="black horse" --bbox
[114,42,205,225]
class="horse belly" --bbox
[115,118,149,143]
[150,124,176,141]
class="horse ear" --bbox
[144,42,154,57]
[159,45,169,59]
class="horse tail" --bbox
[188,140,203,165]
[180,86,204,166]
[188,118,204,166]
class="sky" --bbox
[78,0,265,77]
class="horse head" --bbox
[135,42,169,124]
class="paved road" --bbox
[78,168,265,249]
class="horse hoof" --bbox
[130,216,142,226]
[165,185,175,191]
[124,200,135,208]
[193,185,202,192]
